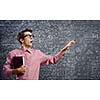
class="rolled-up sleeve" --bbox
[3,52,13,77]
[39,50,64,66]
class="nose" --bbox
[30,36,33,39]
[30,37,33,41]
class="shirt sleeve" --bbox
[39,50,64,66]
[3,52,13,77]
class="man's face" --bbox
[21,31,33,48]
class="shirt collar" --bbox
[20,47,32,54]
[26,48,32,54]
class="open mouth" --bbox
[30,41,33,43]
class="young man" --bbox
[3,28,75,80]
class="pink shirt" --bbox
[3,48,63,80]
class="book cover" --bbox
[12,56,24,68]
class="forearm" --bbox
[40,40,76,66]
[3,66,13,77]
[54,40,76,62]
[3,66,25,77]
[40,46,69,65]
[60,40,76,55]
[60,45,69,55]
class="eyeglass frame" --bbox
[23,34,34,38]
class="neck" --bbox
[21,44,31,49]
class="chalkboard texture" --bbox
[0,20,100,80]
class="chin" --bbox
[29,44,32,47]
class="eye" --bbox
[24,34,34,38]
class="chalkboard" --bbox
[0,20,100,80]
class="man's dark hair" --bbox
[17,28,33,44]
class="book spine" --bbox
[22,56,25,65]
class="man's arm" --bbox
[59,40,76,56]
[3,52,14,77]
[3,52,26,77]
[40,40,75,66]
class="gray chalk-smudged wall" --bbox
[0,20,100,80]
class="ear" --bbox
[20,38,24,44]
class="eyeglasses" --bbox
[24,34,34,38]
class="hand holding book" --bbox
[12,56,24,68]
[11,56,26,75]
[12,65,26,75]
